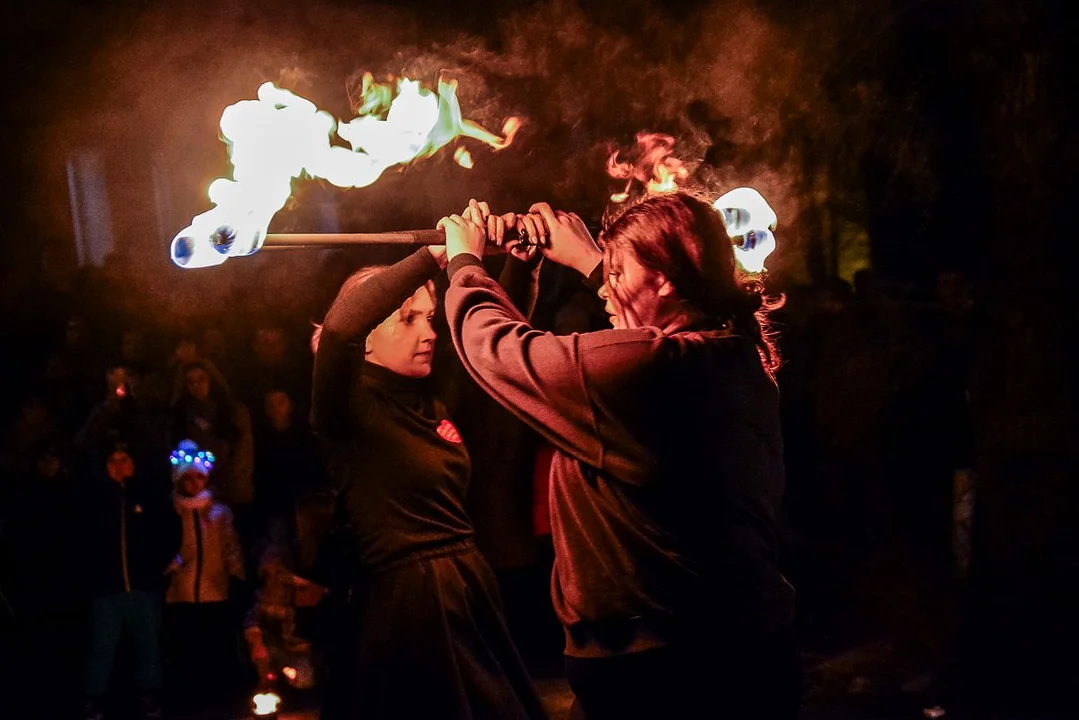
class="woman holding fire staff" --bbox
[310,209,547,719]
[439,196,800,719]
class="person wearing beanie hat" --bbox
[163,439,246,705]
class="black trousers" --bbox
[565,625,801,720]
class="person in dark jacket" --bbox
[310,231,546,720]
[0,438,83,719]
[81,442,180,720]
[252,387,326,545]
[441,195,799,719]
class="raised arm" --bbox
[310,248,443,440]
[461,198,543,319]
[444,256,603,465]
[441,203,639,465]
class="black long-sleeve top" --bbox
[310,249,541,571]
[445,255,794,658]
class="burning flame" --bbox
[714,187,778,274]
[171,75,520,268]
[453,147,474,169]
[252,692,281,716]
[282,666,298,681]
[606,132,688,203]
[604,133,777,273]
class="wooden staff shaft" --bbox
[262,228,523,247]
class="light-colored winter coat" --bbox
[166,489,244,603]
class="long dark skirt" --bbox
[320,541,546,720]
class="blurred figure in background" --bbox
[0,438,83,719]
[81,443,179,720]
[252,388,326,550]
[242,538,326,701]
[170,360,256,537]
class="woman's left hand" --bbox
[439,211,486,261]
[463,199,538,264]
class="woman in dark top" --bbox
[310,236,546,720]
[440,196,800,719]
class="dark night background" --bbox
[1,0,1077,716]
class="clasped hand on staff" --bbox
[435,199,604,277]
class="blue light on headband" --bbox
[170,441,215,475]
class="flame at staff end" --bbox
[714,187,778,274]
[171,75,521,269]
[603,134,778,274]
[606,132,688,203]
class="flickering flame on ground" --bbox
[171,75,520,268]
[252,691,281,716]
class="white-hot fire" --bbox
[605,134,778,274]
[607,132,688,202]
[713,187,777,274]
[172,75,519,268]
[454,147,475,169]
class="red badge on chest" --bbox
[436,419,462,444]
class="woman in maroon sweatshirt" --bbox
[441,195,799,719]
[310,239,546,720]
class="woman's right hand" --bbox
[527,202,603,277]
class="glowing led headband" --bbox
[170,440,215,475]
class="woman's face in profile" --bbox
[598,246,665,330]
[365,285,438,378]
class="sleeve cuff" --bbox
[583,260,605,292]
[412,247,441,275]
[448,254,485,280]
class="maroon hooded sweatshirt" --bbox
[446,255,794,658]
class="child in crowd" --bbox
[164,439,246,702]
[243,527,328,702]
